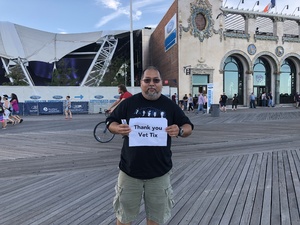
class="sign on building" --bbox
[164,14,177,52]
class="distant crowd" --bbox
[171,92,207,114]
[0,93,23,129]
[171,90,300,114]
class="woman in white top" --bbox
[3,95,16,125]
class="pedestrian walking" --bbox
[220,92,228,112]
[3,94,16,125]
[232,94,238,110]
[10,93,23,123]
[0,96,6,129]
[196,92,206,114]
[250,92,256,108]
[64,96,72,119]
[267,91,274,107]
[187,93,194,113]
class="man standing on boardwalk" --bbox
[106,66,193,225]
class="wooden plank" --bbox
[290,150,300,205]
[28,170,116,225]
[186,156,238,224]
[283,151,300,224]
[218,154,253,225]
[278,151,291,225]
[229,154,258,225]
[250,152,268,225]
[168,158,223,224]
[260,152,272,225]
[206,155,248,225]
[271,151,281,225]
[171,157,232,224]
[239,153,263,225]
[3,171,100,224]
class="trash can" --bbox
[210,104,220,117]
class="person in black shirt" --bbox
[220,92,228,112]
[106,66,193,225]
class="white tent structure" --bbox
[0,21,126,86]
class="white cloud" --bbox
[95,11,123,28]
[95,0,169,28]
[96,0,121,10]
[57,28,67,34]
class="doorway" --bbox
[254,86,266,106]
[192,85,207,95]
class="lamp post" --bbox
[292,7,300,15]
[281,5,289,14]
[252,1,259,10]
[130,0,134,88]
[237,0,244,9]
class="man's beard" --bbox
[145,89,161,100]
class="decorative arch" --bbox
[252,51,280,73]
[219,50,252,73]
[280,53,300,69]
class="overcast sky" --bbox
[0,0,299,34]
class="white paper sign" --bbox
[129,118,168,147]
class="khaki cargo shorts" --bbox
[113,170,174,224]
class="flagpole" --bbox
[130,0,135,88]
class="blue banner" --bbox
[23,102,39,115]
[70,102,89,114]
[38,102,63,115]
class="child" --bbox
[64,96,72,119]
[0,96,6,129]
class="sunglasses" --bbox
[141,78,161,83]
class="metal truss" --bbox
[81,35,118,87]
[1,57,34,86]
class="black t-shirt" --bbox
[106,93,194,179]
[220,95,228,103]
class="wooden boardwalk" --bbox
[0,106,300,224]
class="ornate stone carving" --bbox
[181,0,215,42]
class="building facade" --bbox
[149,0,300,106]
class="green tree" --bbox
[101,57,130,86]
[49,60,79,86]
[2,64,29,86]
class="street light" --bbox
[252,1,259,10]
[130,0,134,88]
[281,5,289,14]
[237,0,244,9]
[292,7,300,15]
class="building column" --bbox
[274,72,280,105]
[246,71,253,107]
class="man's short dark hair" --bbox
[141,66,161,79]
[118,84,127,93]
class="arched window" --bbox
[280,59,296,103]
[280,59,295,95]
[223,56,243,102]
[253,59,266,87]
[253,58,271,104]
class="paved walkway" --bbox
[0,105,300,224]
